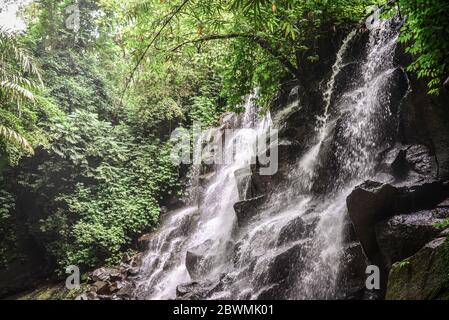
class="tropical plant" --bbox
[0,27,42,155]
[397,0,449,95]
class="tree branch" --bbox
[120,0,190,105]
[171,33,301,80]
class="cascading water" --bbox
[295,29,357,190]
[134,17,405,300]
[134,95,271,299]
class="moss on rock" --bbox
[386,237,449,300]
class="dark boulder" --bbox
[277,216,318,245]
[375,208,449,268]
[234,195,266,226]
[262,243,303,286]
[347,180,449,261]
[234,168,262,201]
[393,180,449,214]
[379,144,437,181]
[346,181,398,259]
[91,267,124,283]
[185,240,214,280]
[338,242,370,300]
[176,280,219,300]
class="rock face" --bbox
[185,240,214,280]
[379,144,437,180]
[386,237,449,300]
[376,208,449,268]
[233,195,266,227]
[338,242,370,300]
[347,178,449,299]
[347,181,399,259]
[347,180,449,262]
[176,280,221,300]
[277,215,317,246]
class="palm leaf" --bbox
[0,125,34,154]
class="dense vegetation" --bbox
[1,0,448,278]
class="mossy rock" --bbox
[386,237,449,300]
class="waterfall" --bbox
[294,29,357,191]
[134,95,271,299]
[294,18,402,298]
[134,17,404,300]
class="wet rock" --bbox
[116,281,135,298]
[137,234,152,251]
[342,242,368,280]
[169,210,200,239]
[93,281,110,295]
[256,282,287,300]
[394,180,449,214]
[185,240,214,279]
[406,145,436,175]
[386,237,449,300]
[234,195,266,226]
[375,208,449,268]
[342,217,357,243]
[264,243,303,285]
[129,253,143,268]
[391,149,409,179]
[277,216,317,245]
[347,181,398,259]
[91,267,124,283]
[347,180,449,261]
[199,172,216,187]
[379,144,437,180]
[176,280,219,300]
[126,267,139,277]
[338,242,369,300]
[235,168,263,201]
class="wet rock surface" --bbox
[347,180,449,261]
[376,208,449,268]
[185,240,215,280]
[347,181,399,259]
[176,280,220,300]
[234,195,266,227]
